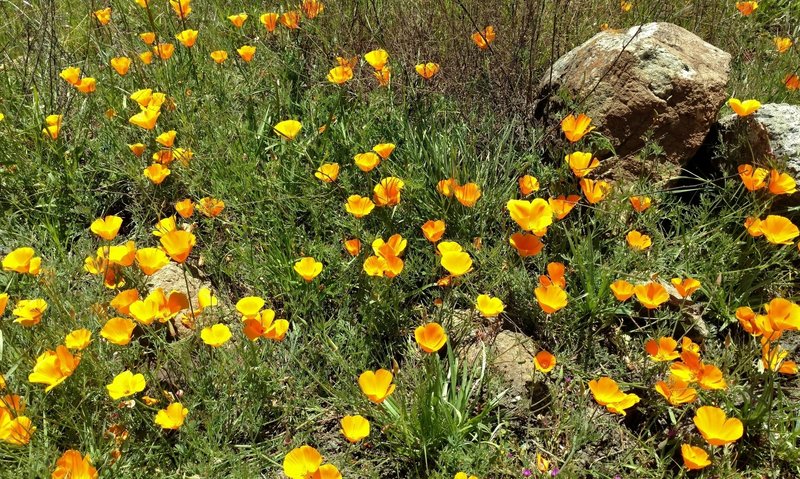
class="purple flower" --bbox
[550,468,560,477]
[522,469,532,477]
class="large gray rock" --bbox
[719,103,800,179]
[535,22,731,179]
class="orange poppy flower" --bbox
[580,178,611,204]
[693,406,743,446]
[372,143,395,159]
[60,67,81,85]
[283,445,322,479]
[345,195,375,218]
[762,343,798,374]
[294,257,323,282]
[315,163,340,182]
[327,66,353,85]
[421,220,446,243]
[237,45,256,62]
[728,98,761,116]
[373,177,404,206]
[139,32,155,44]
[626,230,651,250]
[768,169,797,195]
[2,247,42,275]
[52,449,98,478]
[534,283,567,314]
[681,444,711,470]
[373,234,407,259]
[42,114,62,139]
[415,62,440,79]
[243,309,289,342]
[737,164,768,191]
[228,13,248,27]
[110,57,131,76]
[539,262,566,289]
[135,248,169,275]
[509,232,544,257]
[610,279,634,301]
[175,29,198,48]
[260,13,279,32]
[763,297,800,332]
[437,178,458,197]
[415,322,447,353]
[561,113,594,142]
[159,230,196,263]
[588,377,640,415]
[759,215,799,244]
[74,77,96,94]
[533,351,556,373]
[101,317,136,346]
[106,370,146,400]
[129,108,160,130]
[471,25,496,50]
[170,0,191,19]
[274,120,302,140]
[454,182,481,207]
[475,294,504,318]
[13,298,47,326]
[629,195,652,212]
[364,49,389,70]
[28,345,80,391]
[644,337,679,361]
[354,152,381,172]
[280,11,301,29]
[93,7,111,25]
[634,281,669,309]
[373,66,391,86]
[197,196,225,218]
[655,378,697,406]
[90,215,123,241]
[175,199,194,218]
[210,50,228,64]
[302,0,324,18]
[344,238,361,256]
[358,369,396,403]
[518,175,540,195]
[440,251,472,277]
[772,37,792,53]
[363,256,387,276]
[154,402,188,430]
[671,277,701,298]
[153,43,175,60]
[200,324,231,347]
[110,289,139,315]
[735,306,759,335]
[565,151,600,178]
[340,415,369,443]
[735,1,758,16]
[507,199,553,234]
[143,164,170,184]
[786,74,800,91]
[136,50,155,65]
[548,195,580,219]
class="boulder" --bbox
[718,103,800,179]
[535,22,731,180]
